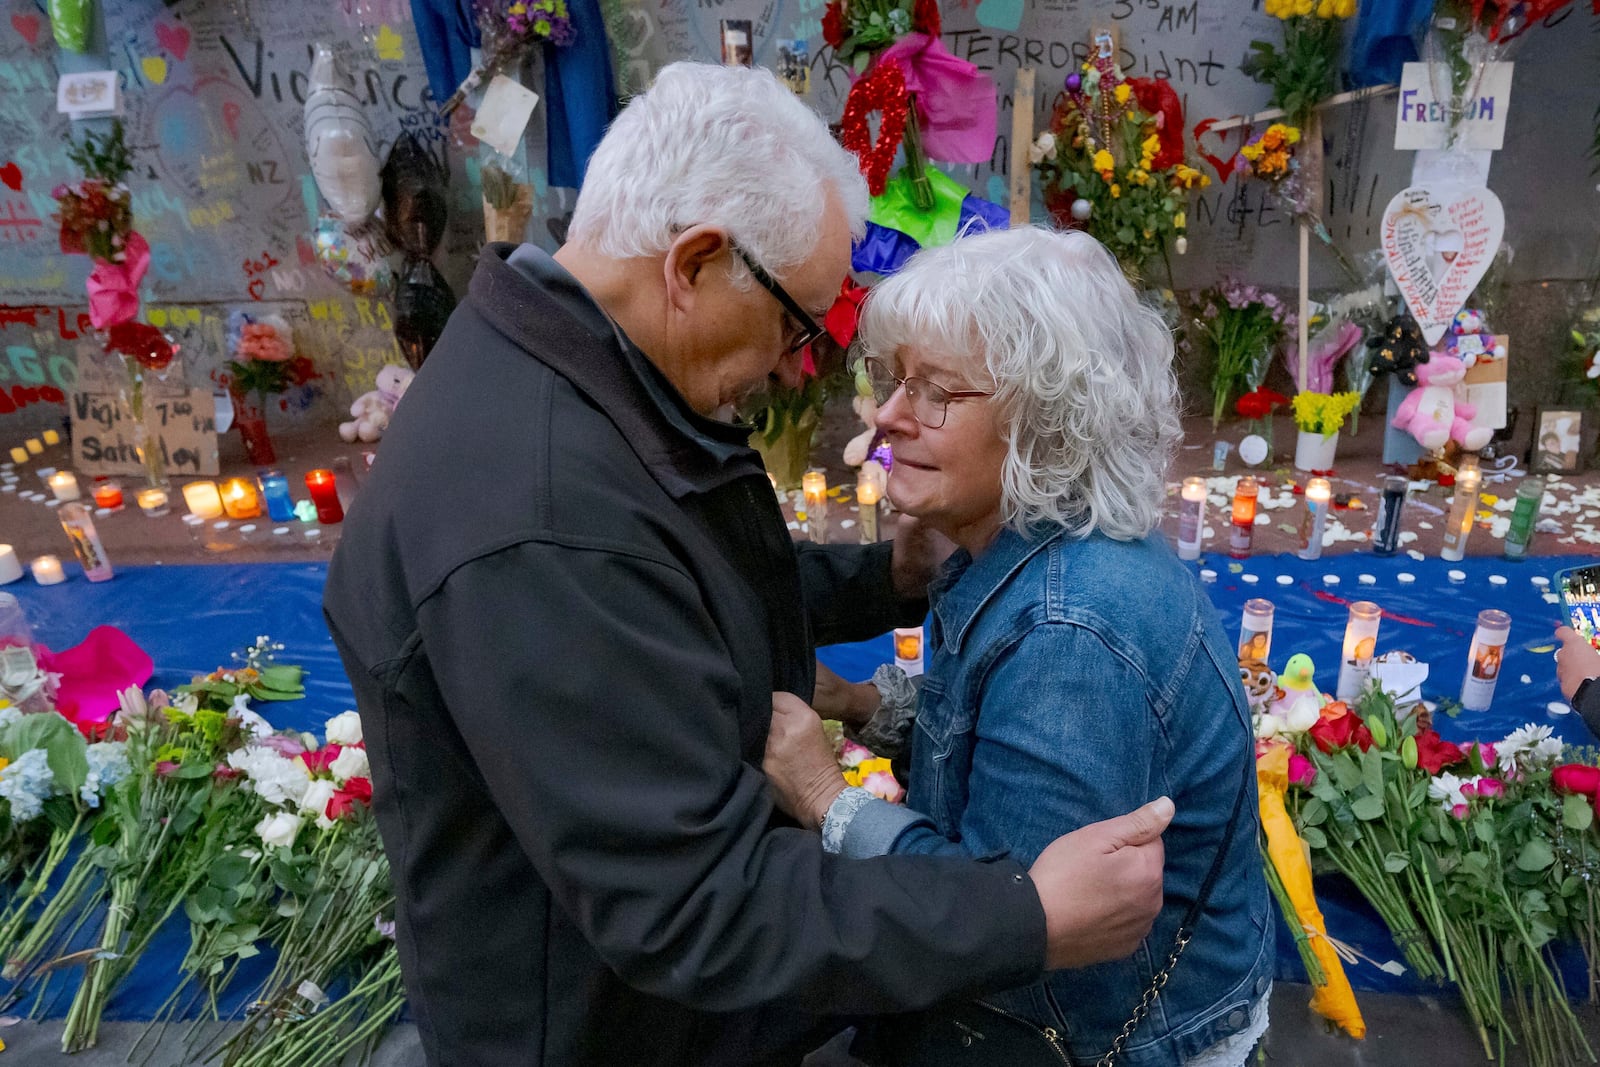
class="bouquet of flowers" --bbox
[439,0,576,114]
[1241,0,1355,129]
[1033,58,1208,277]
[1190,280,1294,429]
[1291,390,1360,438]
[52,121,134,263]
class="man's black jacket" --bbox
[323,245,1045,1066]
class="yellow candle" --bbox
[8,447,26,464]
[24,438,42,455]
[856,477,880,544]
[220,476,262,519]
[42,429,60,446]
[802,470,828,544]
[182,481,225,520]
[47,471,81,502]
[137,487,170,517]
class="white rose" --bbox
[255,811,303,850]
[329,745,370,783]
[299,779,339,827]
[324,711,364,746]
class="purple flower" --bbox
[257,733,308,758]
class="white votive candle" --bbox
[183,481,225,520]
[47,471,81,501]
[30,555,65,585]
[0,544,21,585]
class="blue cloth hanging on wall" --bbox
[1347,0,1431,87]
[409,0,617,190]
[851,193,1010,276]
[542,0,620,189]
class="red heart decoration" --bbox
[155,21,190,61]
[10,12,41,46]
[841,61,910,197]
[0,162,20,192]
[1191,117,1239,185]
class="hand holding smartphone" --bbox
[1556,564,1600,652]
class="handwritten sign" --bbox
[1462,334,1509,433]
[69,387,219,477]
[1380,185,1504,346]
[56,71,123,119]
[1395,62,1512,151]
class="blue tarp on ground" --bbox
[6,551,1600,1015]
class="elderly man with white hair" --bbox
[766,227,1271,1066]
[325,64,1173,1067]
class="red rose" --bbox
[912,0,941,38]
[327,776,374,821]
[1352,723,1374,753]
[822,1,847,49]
[1309,704,1358,753]
[1414,730,1465,775]
[1235,387,1289,420]
[1127,77,1185,170]
[104,322,176,372]
[1553,764,1600,799]
[300,744,343,777]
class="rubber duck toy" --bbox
[1270,653,1326,733]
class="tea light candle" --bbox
[801,470,827,543]
[30,555,64,585]
[24,438,42,455]
[1337,601,1383,702]
[93,480,124,510]
[137,487,170,517]
[8,447,25,464]
[220,477,262,520]
[0,544,21,585]
[42,429,60,446]
[258,471,296,522]
[1176,476,1206,561]
[1297,477,1331,562]
[1440,464,1482,562]
[856,477,880,544]
[183,481,225,520]
[47,471,81,501]
[304,469,344,524]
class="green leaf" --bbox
[1298,797,1328,827]
[1299,825,1328,850]
[1563,793,1594,831]
[1515,838,1556,872]
[255,665,304,693]
[1,710,90,794]
[175,760,214,780]
[1351,795,1386,821]
[1330,753,1363,792]
[1473,815,1496,845]
[211,853,252,889]
[1360,748,1385,797]
[1382,852,1410,873]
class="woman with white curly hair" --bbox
[766,226,1272,1066]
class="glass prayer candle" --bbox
[137,487,170,518]
[856,477,880,544]
[1502,478,1544,560]
[1177,477,1206,561]
[258,471,296,522]
[30,555,64,585]
[220,477,262,520]
[59,502,113,582]
[42,429,60,446]
[183,481,224,520]
[304,469,344,524]
[92,479,124,511]
[47,471,81,501]
[1371,475,1408,556]
[1297,477,1331,562]
[1460,609,1511,712]
[893,625,924,677]
[802,470,827,543]
[1336,601,1382,702]
[1228,477,1258,560]
[0,544,21,585]
[1239,599,1274,664]
[1440,464,1482,562]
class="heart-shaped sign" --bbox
[840,61,909,197]
[154,21,190,61]
[1191,117,1239,185]
[0,162,21,191]
[1380,185,1504,345]
[11,12,41,46]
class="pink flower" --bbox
[1288,753,1317,788]
[257,733,307,759]
[1474,777,1505,799]
[213,763,242,781]
[1466,741,1498,770]
[860,769,905,804]
[155,760,180,777]
[839,740,873,769]
[299,744,343,777]
[1450,802,1470,820]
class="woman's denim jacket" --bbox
[841,526,1273,1066]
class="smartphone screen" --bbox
[1558,564,1600,650]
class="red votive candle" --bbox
[92,480,124,510]
[304,469,344,524]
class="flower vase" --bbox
[1249,416,1276,462]
[1294,429,1339,473]
[232,390,277,466]
[751,411,819,491]
[122,363,168,490]
[483,183,533,244]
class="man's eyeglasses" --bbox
[730,241,825,356]
[859,356,994,430]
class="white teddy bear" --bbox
[339,363,414,443]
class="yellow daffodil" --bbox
[1110,183,1121,198]
[1114,83,1132,105]
[1092,148,1115,176]
[1173,211,1186,228]
[1335,0,1356,15]
[1294,0,1314,14]
[1131,168,1150,185]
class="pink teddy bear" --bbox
[1391,351,1492,452]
